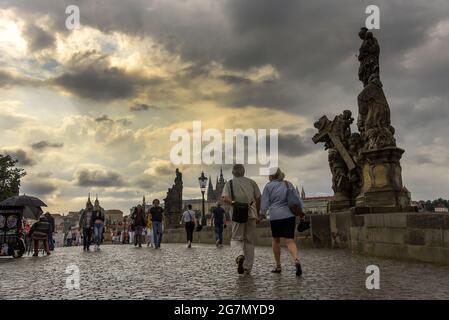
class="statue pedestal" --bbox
[329,192,352,212]
[165,211,182,229]
[354,147,411,213]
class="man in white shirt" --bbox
[222,164,261,275]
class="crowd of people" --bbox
[27,164,306,277]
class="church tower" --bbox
[86,193,93,208]
[215,167,226,200]
[207,176,215,202]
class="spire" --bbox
[301,187,306,200]
[219,166,224,183]
[94,194,99,206]
[207,176,215,201]
[86,193,92,207]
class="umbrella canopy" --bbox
[22,206,44,220]
[0,195,47,208]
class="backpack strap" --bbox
[230,179,235,201]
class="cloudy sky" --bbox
[0,0,448,214]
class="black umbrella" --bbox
[22,206,44,220]
[0,195,47,208]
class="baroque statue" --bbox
[313,28,411,213]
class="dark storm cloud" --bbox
[133,175,154,189]
[278,133,317,157]
[130,104,159,112]
[37,172,53,178]
[1,149,35,166]
[218,75,252,85]
[95,114,113,123]
[23,24,55,52]
[3,0,449,112]
[0,70,38,88]
[49,51,160,101]
[23,180,58,196]
[75,169,125,187]
[31,140,64,151]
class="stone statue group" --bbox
[313,28,411,213]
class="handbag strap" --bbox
[230,179,253,205]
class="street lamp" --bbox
[198,171,208,226]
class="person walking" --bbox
[181,204,196,248]
[146,213,154,247]
[211,202,226,247]
[79,204,94,251]
[29,215,52,256]
[44,212,55,251]
[222,164,261,275]
[128,223,135,245]
[132,205,146,248]
[93,209,105,251]
[150,199,164,249]
[260,167,304,277]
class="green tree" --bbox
[0,154,27,202]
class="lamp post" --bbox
[198,171,208,226]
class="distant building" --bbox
[182,168,230,225]
[300,187,332,214]
[207,167,226,203]
[63,211,81,232]
[52,213,64,233]
[434,202,448,213]
[105,209,123,225]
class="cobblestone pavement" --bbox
[1,243,449,300]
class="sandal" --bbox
[271,265,282,273]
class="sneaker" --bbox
[295,260,303,277]
[216,240,220,247]
[236,255,245,274]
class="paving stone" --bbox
[1,244,449,299]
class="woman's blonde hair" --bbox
[269,167,285,181]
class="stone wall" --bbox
[350,212,449,265]
[163,213,449,265]
[163,219,314,248]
